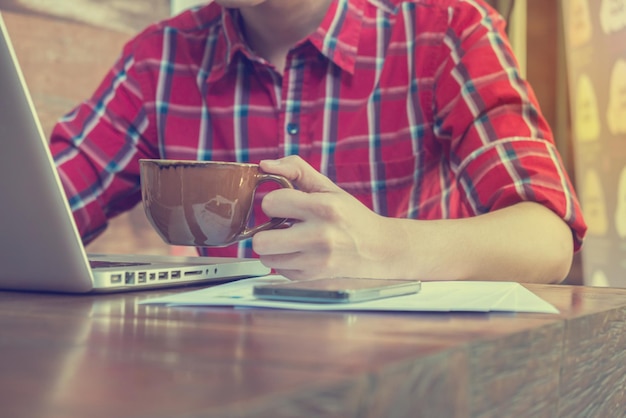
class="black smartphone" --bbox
[252,277,421,303]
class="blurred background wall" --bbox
[562,0,626,288]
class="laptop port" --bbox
[149,273,156,281]
[171,270,181,279]
[137,272,147,283]
[125,272,135,285]
[158,272,168,280]
[184,270,203,277]
[110,274,122,284]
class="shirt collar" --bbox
[221,8,254,65]
[208,0,367,82]
[205,8,253,84]
[308,0,366,74]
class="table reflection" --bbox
[10,293,374,418]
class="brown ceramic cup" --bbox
[139,159,293,247]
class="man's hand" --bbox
[253,156,575,284]
[253,156,395,280]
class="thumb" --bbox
[260,156,339,193]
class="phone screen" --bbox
[253,278,421,303]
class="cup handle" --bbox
[236,173,294,241]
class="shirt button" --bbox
[286,123,299,135]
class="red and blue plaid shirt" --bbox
[51,0,586,258]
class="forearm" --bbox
[50,130,145,244]
[256,157,577,283]
[377,202,574,284]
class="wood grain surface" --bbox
[0,284,624,418]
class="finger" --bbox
[260,156,340,193]
[253,222,312,255]
[257,252,326,280]
[259,253,310,271]
[262,188,339,222]
[261,189,311,221]
[272,269,319,281]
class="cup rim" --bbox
[139,159,259,168]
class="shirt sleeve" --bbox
[432,1,587,250]
[50,37,159,244]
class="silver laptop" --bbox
[0,13,270,293]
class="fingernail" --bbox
[260,159,280,166]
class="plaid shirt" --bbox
[51,0,586,258]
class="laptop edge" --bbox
[0,13,269,293]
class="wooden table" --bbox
[0,283,625,418]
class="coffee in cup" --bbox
[139,159,293,247]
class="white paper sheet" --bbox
[141,275,559,314]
